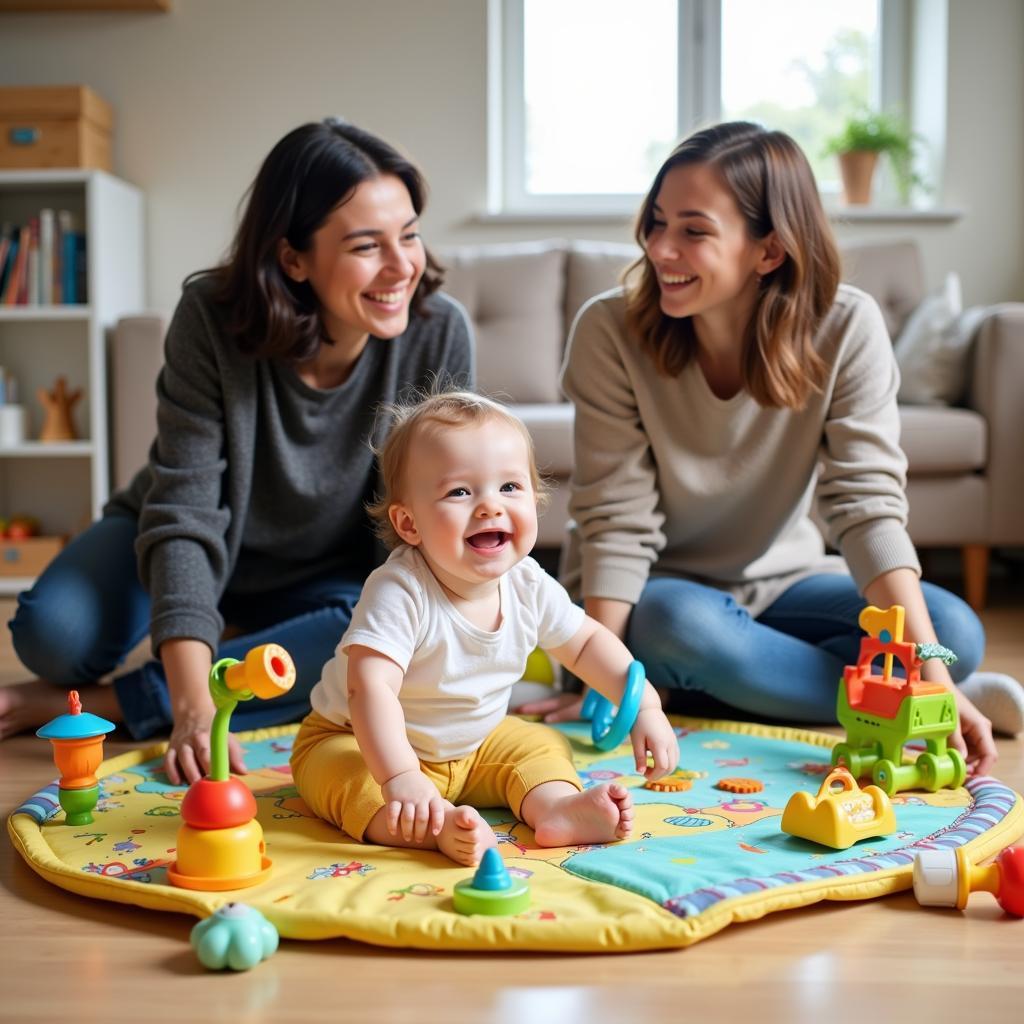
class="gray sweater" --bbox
[560,284,920,616]
[106,278,474,654]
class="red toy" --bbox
[913,846,1024,917]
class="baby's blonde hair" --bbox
[367,390,549,549]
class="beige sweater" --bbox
[559,284,920,616]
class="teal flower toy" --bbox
[190,902,279,971]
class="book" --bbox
[26,216,40,306]
[4,226,29,306]
[0,237,17,304]
[0,223,14,299]
[57,210,86,305]
[39,208,54,306]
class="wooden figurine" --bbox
[37,376,82,443]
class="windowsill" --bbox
[474,210,634,225]
[474,206,964,226]
[827,206,964,224]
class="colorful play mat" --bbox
[9,717,1023,952]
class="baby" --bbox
[291,392,678,865]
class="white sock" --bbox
[958,672,1024,737]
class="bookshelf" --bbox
[0,169,144,595]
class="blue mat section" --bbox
[556,724,1012,917]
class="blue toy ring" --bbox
[580,661,646,751]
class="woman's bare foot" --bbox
[435,805,497,866]
[532,783,634,847]
[0,681,121,740]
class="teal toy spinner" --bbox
[580,660,645,751]
[453,848,530,916]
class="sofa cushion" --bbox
[900,406,987,474]
[841,240,925,338]
[437,240,567,403]
[894,272,991,407]
[514,402,575,476]
[565,240,640,338]
[905,475,987,545]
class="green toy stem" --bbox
[208,658,253,782]
[209,701,236,782]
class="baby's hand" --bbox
[630,707,679,780]
[381,769,446,843]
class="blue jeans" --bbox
[8,513,365,739]
[626,573,985,723]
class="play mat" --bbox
[9,717,1023,952]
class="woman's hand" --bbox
[512,690,586,723]
[630,707,679,780]
[163,709,247,786]
[953,692,997,777]
[381,769,446,843]
[159,637,231,785]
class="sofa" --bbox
[111,238,1024,609]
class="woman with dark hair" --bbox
[3,118,474,783]
[520,121,1018,774]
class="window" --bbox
[491,0,916,214]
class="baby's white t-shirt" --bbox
[309,545,586,761]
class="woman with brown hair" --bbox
[522,121,1014,774]
[4,118,474,783]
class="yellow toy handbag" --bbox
[781,766,897,850]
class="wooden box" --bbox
[0,86,113,171]
[0,536,65,577]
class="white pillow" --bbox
[893,272,989,406]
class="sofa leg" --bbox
[961,545,989,612]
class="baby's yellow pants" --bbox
[291,711,583,841]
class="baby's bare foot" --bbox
[533,783,633,847]
[436,805,497,866]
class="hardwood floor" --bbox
[1,581,1023,1023]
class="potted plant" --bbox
[824,111,923,205]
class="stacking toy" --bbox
[913,846,1024,917]
[452,847,530,916]
[580,660,645,751]
[167,643,295,891]
[831,605,966,795]
[37,690,116,825]
[190,902,279,970]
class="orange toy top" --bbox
[843,637,945,719]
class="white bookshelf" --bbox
[0,169,144,595]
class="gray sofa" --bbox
[111,238,1024,609]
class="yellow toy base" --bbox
[166,856,273,892]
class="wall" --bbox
[1,0,1021,312]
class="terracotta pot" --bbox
[838,150,879,205]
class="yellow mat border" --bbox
[9,718,1024,952]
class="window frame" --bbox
[489,0,914,216]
